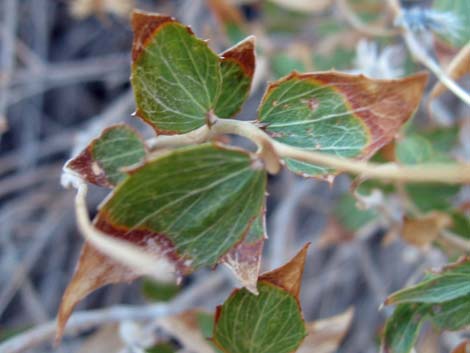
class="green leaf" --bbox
[386,258,470,305]
[131,11,254,134]
[313,47,355,71]
[395,134,460,212]
[146,343,177,353]
[450,211,470,240]
[334,194,378,232]
[131,11,221,134]
[427,294,470,330]
[395,135,434,165]
[245,213,265,243]
[406,184,459,213]
[271,54,306,79]
[65,125,146,188]
[262,2,310,34]
[433,0,470,48]
[215,37,255,118]
[95,143,266,273]
[213,282,306,353]
[213,244,309,353]
[257,72,427,178]
[422,127,459,154]
[384,297,470,353]
[382,304,425,353]
[383,259,470,353]
[141,279,180,302]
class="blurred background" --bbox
[1,0,469,352]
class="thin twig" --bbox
[402,31,470,106]
[386,0,470,106]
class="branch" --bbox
[146,117,470,184]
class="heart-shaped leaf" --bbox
[257,72,427,178]
[95,143,266,272]
[65,125,147,188]
[213,244,309,353]
[131,10,254,134]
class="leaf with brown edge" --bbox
[131,10,255,134]
[57,143,266,338]
[221,211,266,294]
[65,125,147,188]
[430,43,470,100]
[215,36,256,119]
[257,71,428,178]
[298,308,354,353]
[131,10,221,134]
[213,244,310,353]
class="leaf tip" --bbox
[260,242,311,298]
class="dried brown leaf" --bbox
[56,244,138,341]
[402,211,453,248]
[259,242,310,299]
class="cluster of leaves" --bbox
[383,258,470,353]
[57,4,470,353]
